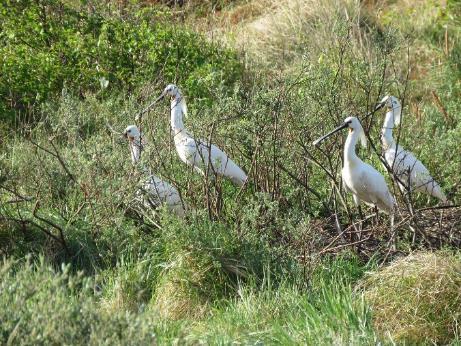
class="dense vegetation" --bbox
[0,0,242,123]
[1,0,460,344]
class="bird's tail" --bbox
[224,159,248,187]
[432,185,447,203]
[231,173,248,187]
[416,179,447,203]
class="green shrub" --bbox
[0,0,242,123]
[0,256,164,345]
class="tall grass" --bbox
[361,251,461,344]
[0,254,380,345]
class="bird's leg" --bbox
[381,212,397,265]
[203,174,213,220]
[401,179,418,245]
[214,178,223,217]
[374,205,379,226]
[357,205,364,243]
[352,194,363,245]
[389,213,396,251]
[358,205,364,221]
[381,213,396,264]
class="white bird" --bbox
[123,125,186,217]
[375,96,447,203]
[148,84,248,187]
[314,116,396,214]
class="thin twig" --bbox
[33,201,71,256]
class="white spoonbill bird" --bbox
[374,96,447,203]
[123,125,185,217]
[148,84,248,187]
[314,116,396,214]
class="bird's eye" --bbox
[128,130,131,133]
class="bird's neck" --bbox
[170,96,186,135]
[381,108,399,149]
[344,129,361,165]
[129,139,142,164]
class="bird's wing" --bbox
[191,139,226,171]
[144,175,182,206]
[394,148,433,188]
[208,143,232,173]
[176,136,205,167]
[401,149,446,200]
[385,145,447,201]
[388,147,422,177]
[177,136,226,172]
[194,140,247,185]
[356,164,395,212]
[401,151,435,188]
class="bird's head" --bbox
[343,116,361,132]
[343,117,366,146]
[376,95,401,126]
[123,125,141,142]
[149,84,181,107]
[123,125,145,164]
[313,116,366,148]
[376,95,401,111]
[163,84,181,99]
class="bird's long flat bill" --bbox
[136,91,167,120]
[313,122,348,146]
[153,91,166,104]
[364,101,386,117]
[146,91,166,110]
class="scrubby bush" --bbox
[0,256,164,345]
[0,0,242,123]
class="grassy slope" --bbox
[1,0,461,344]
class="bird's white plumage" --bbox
[124,125,185,217]
[161,84,248,187]
[314,116,396,248]
[341,117,396,213]
[379,96,447,202]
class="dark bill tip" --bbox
[374,101,386,111]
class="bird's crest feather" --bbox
[180,98,188,118]
[393,109,401,126]
[359,128,367,148]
